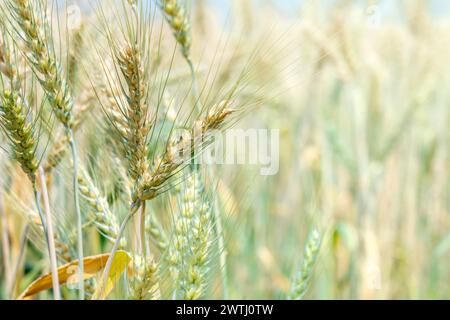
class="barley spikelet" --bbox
[135,106,234,202]
[77,172,126,248]
[201,106,235,133]
[0,90,38,182]
[67,23,85,86]
[288,229,322,300]
[0,36,16,82]
[159,0,192,60]
[101,81,129,160]
[168,172,212,300]
[8,0,74,127]
[130,256,160,300]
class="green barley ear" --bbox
[288,228,322,300]
[0,90,38,182]
[8,0,74,127]
[168,172,212,300]
[159,0,192,60]
[77,171,127,248]
[145,214,168,252]
[130,256,160,300]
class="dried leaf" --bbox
[17,251,131,299]
[92,251,132,300]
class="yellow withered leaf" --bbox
[92,250,132,300]
[17,251,131,300]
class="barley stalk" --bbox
[0,88,62,299]
[7,0,85,297]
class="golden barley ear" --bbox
[135,105,235,203]
[116,42,150,182]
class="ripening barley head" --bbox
[0,90,39,182]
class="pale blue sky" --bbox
[206,0,450,19]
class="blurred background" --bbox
[202,0,450,299]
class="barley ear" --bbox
[77,171,126,249]
[169,172,212,300]
[130,256,159,300]
[0,90,38,182]
[159,0,192,60]
[9,0,74,127]
[288,228,322,300]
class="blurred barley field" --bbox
[0,0,449,300]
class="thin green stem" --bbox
[8,224,29,298]
[33,178,61,300]
[140,201,147,259]
[0,190,12,298]
[68,128,84,300]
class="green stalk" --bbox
[68,129,84,300]
[33,175,61,300]
[0,190,12,298]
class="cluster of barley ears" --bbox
[2,0,449,301]
[0,0,256,300]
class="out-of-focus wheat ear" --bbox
[44,88,95,175]
[0,90,38,182]
[130,256,160,300]
[159,0,192,61]
[28,215,72,264]
[145,214,168,252]
[67,23,85,87]
[0,34,18,86]
[288,229,322,300]
[77,171,127,249]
